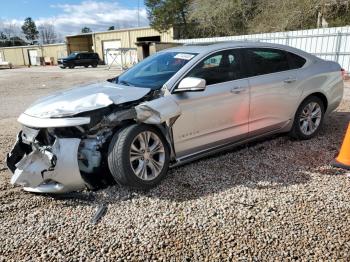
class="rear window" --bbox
[288,52,306,69]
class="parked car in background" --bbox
[0,61,13,69]
[7,41,344,194]
[58,52,100,69]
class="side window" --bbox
[203,54,222,68]
[245,48,290,76]
[186,49,243,85]
[287,52,306,69]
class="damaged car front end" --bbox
[8,93,182,193]
[7,84,182,193]
[6,49,191,193]
[7,125,86,193]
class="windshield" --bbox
[116,51,198,89]
[67,52,78,59]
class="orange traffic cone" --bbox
[333,123,350,169]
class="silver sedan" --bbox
[6,41,344,193]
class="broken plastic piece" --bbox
[10,137,86,193]
[135,96,181,124]
[91,204,108,225]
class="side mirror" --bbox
[107,76,118,83]
[176,77,206,92]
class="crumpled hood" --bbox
[24,81,151,118]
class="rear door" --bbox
[243,48,306,136]
[81,53,91,66]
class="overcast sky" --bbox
[1,0,149,37]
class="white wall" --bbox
[175,26,350,72]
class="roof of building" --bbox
[65,26,159,38]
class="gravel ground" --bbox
[0,67,349,261]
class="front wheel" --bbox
[108,124,170,188]
[290,96,325,140]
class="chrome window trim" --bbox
[169,46,312,93]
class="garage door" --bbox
[103,40,122,66]
[28,49,39,66]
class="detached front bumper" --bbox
[6,132,86,194]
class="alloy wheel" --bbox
[299,102,322,136]
[129,131,165,181]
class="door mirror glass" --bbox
[176,77,206,92]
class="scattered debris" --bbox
[91,204,108,225]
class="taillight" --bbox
[341,68,346,80]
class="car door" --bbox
[243,48,305,136]
[171,49,250,158]
[74,54,82,66]
[85,53,94,65]
[81,53,90,66]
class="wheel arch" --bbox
[112,120,175,160]
[301,92,328,112]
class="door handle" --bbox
[230,86,246,94]
[284,77,297,83]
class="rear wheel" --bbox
[69,65,75,69]
[84,65,89,68]
[290,96,325,140]
[108,124,170,188]
[92,63,98,68]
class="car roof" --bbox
[165,41,315,59]
[74,52,97,54]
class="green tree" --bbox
[247,0,318,33]
[190,0,257,37]
[145,0,192,37]
[81,27,92,33]
[0,35,26,47]
[247,0,350,33]
[21,17,39,44]
[108,26,115,31]
[0,32,7,40]
[317,0,350,27]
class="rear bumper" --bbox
[6,132,86,194]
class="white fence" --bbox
[175,26,350,73]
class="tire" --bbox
[92,63,98,68]
[60,66,66,69]
[84,65,89,68]
[290,96,325,140]
[69,65,75,69]
[108,124,170,188]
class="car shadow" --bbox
[51,110,350,206]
